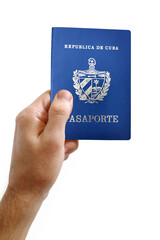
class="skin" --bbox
[0,90,79,240]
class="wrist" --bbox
[7,180,49,202]
[6,184,48,206]
[0,185,46,240]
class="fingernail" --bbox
[57,90,72,102]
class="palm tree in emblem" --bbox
[94,79,99,92]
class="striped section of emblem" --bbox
[85,85,92,96]
[80,78,91,88]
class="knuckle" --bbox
[69,142,78,153]
[74,141,79,151]
[64,153,69,160]
[15,107,33,125]
[15,111,26,124]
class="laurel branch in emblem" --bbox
[73,58,111,104]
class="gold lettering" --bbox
[69,115,119,123]
[107,115,112,122]
[89,115,94,122]
[95,115,100,122]
[82,115,88,122]
[76,115,81,123]
[113,115,118,123]
[69,115,75,122]
[101,115,107,122]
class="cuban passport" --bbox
[51,27,131,140]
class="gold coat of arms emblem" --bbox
[73,58,111,103]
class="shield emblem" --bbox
[73,58,111,103]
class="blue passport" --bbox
[51,27,131,140]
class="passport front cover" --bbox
[51,27,131,140]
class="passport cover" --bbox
[51,27,131,140]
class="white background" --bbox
[0,1,160,239]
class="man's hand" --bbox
[0,90,78,240]
[9,89,78,197]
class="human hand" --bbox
[0,90,78,240]
[9,90,78,199]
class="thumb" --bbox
[43,90,73,142]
